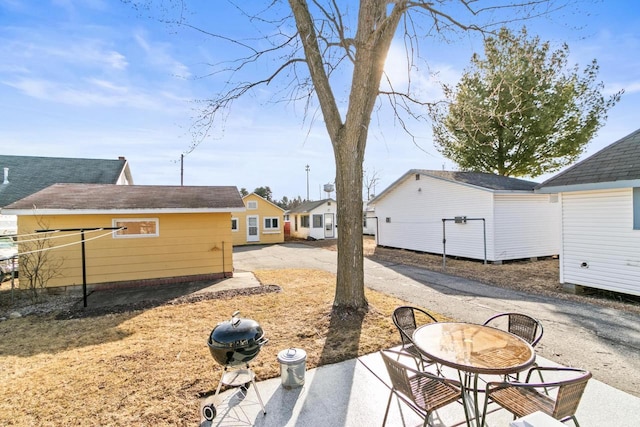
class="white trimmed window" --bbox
[113,218,159,238]
[231,217,239,231]
[247,201,258,210]
[264,217,279,230]
[312,214,323,228]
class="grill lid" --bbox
[208,311,265,349]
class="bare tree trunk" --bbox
[290,0,403,312]
[333,133,366,311]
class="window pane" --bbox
[114,219,158,238]
[313,214,323,228]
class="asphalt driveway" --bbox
[233,243,640,398]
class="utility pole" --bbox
[305,164,310,201]
[181,154,184,186]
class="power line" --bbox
[13,228,124,257]
[14,228,108,244]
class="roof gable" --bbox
[2,184,244,213]
[537,128,640,191]
[0,155,132,207]
[243,193,285,212]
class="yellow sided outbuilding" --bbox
[2,184,245,290]
[232,193,285,246]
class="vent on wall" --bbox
[415,173,420,180]
[386,217,391,223]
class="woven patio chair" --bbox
[483,312,545,384]
[483,312,544,347]
[391,306,438,370]
[482,366,592,427]
[380,351,463,427]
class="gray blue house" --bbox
[0,155,133,235]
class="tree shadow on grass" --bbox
[317,307,366,366]
[0,282,280,357]
[0,312,136,357]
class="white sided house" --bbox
[288,199,337,240]
[363,201,376,235]
[537,128,640,297]
[369,170,560,263]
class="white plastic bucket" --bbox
[277,348,307,389]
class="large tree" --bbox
[429,27,622,177]
[133,1,576,313]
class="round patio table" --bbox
[413,322,535,426]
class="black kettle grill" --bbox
[202,311,268,421]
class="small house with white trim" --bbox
[288,199,337,240]
[369,170,560,263]
[536,128,640,296]
[232,193,285,246]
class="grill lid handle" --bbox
[231,310,241,326]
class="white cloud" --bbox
[3,76,182,110]
[133,30,191,78]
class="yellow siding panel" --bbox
[233,194,285,246]
[17,212,233,288]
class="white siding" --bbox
[363,203,376,235]
[0,214,16,235]
[374,174,496,260]
[290,202,338,240]
[561,188,640,296]
[493,194,561,261]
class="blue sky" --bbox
[1,1,638,201]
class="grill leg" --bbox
[242,363,266,415]
[251,374,266,415]
[213,366,227,400]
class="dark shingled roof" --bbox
[288,199,335,214]
[369,169,537,204]
[0,155,130,207]
[2,184,244,212]
[416,170,538,191]
[537,128,640,190]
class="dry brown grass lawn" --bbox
[2,237,639,426]
[0,269,442,426]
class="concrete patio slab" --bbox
[199,348,640,427]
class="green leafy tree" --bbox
[430,27,622,177]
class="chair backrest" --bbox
[552,369,592,420]
[392,306,437,346]
[484,312,543,347]
[380,350,415,399]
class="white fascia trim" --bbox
[536,179,640,194]
[1,207,247,215]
